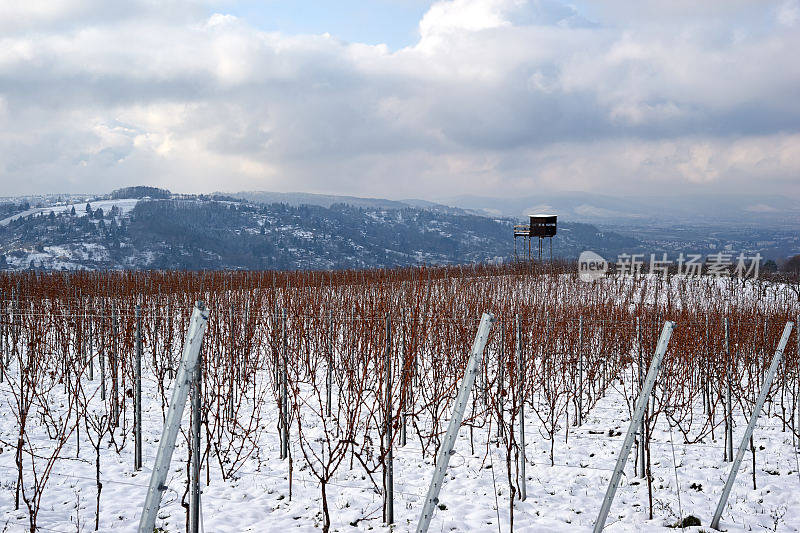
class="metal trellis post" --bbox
[593,321,675,533]
[189,333,202,533]
[724,317,733,462]
[99,309,106,401]
[401,307,408,447]
[416,312,495,533]
[280,308,289,460]
[516,313,526,501]
[384,313,394,525]
[135,305,143,471]
[578,315,583,427]
[636,316,645,478]
[87,312,94,381]
[138,302,209,533]
[710,321,794,530]
[112,306,119,425]
[326,310,332,418]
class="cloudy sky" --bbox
[1,0,798,199]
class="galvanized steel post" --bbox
[280,308,289,460]
[593,321,675,533]
[384,313,394,524]
[138,302,209,533]
[416,313,495,533]
[710,322,794,530]
[134,305,143,471]
[724,317,733,462]
[516,314,526,501]
[189,334,202,533]
[578,315,583,427]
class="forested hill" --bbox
[0,197,638,271]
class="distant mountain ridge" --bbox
[0,191,639,271]
[224,189,800,229]
[0,187,795,271]
[442,191,800,228]
[224,191,468,215]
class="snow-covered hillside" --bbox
[0,199,139,227]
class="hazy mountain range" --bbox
[0,188,639,271]
[0,187,796,271]
[224,189,800,229]
[440,192,800,228]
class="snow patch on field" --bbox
[1,365,799,531]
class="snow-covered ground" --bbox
[1,359,799,532]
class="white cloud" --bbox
[0,0,797,199]
[777,0,800,26]
[419,0,511,36]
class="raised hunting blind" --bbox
[514,214,557,261]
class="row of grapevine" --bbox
[0,263,797,531]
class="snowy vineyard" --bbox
[0,263,799,532]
